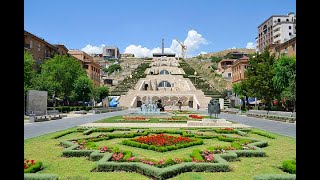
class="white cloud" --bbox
[229,46,236,50]
[124,30,208,58]
[200,51,207,55]
[246,42,255,49]
[81,44,105,54]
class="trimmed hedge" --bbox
[237,130,247,136]
[251,130,276,139]
[52,130,76,139]
[122,138,204,152]
[190,149,203,161]
[24,173,59,180]
[214,129,237,134]
[96,161,229,180]
[253,174,296,180]
[282,160,296,174]
[83,129,94,135]
[234,150,266,157]
[24,162,43,173]
[89,151,105,161]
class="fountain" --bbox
[139,96,161,114]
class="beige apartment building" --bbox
[231,56,249,83]
[68,50,101,87]
[256,12,296,52]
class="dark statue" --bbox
[208,98,220,118]
[157,99,165,111]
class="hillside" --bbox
[199,48,256,58]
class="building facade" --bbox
[68,50,101,87]
[24,30,58,70]
[54,44,69,55]
[270,36,296,58]
[231,56,249,83]
[103,46,120,59]
[256,12,296,52]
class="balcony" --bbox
[273,36,281,43]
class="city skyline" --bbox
[24,0,296,57]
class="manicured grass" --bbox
[24,127,295,179]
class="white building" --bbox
[256,12,296,52]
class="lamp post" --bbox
[194,71,197,84]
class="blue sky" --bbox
[24,0,296,57]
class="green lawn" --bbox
[24,127,295,180]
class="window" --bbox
[289,32,292,36]
[30,40,33,48]
[228,73,231,77]
[278,19,280,22]
[286,19,289,22]
[158,81,172,87]
[160,70,170,74]
[289,26,291,29]
[38,44,41,51]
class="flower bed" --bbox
[189,114,203,119]
[24,159,43,173]
[122,134,203,152]
[122,116,147,121]
[134,134,193,146]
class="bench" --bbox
[92,107,126,114]
[266,111,295,122]
[223,108,240,114]
[29,114,63,123]
[50,114,62,120]
[73,110,87,114]
[47,110,60,115]
[246,110,269,117]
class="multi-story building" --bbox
[24,30,58,70]
[270,35,296,58]
[216,59,235,79]
[256,12,296,52]
[231,56,249,83]
[102,46,120,60]
[68,50,101,87]
[54,44,69,55]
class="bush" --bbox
[89,151,104,161]
[253,174,296,180]
[83,129,94,135]
[234,150,266,157]
[63,149,95,157]
[24,161,43,173]
[190,149,203,161]
[52,130,76,139]
[251,130,276,139]
[123,151,132,160]
[282,160,296,174]
[214,129,237,134]
[24,174,59,180]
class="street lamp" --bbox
[194,71,197,84]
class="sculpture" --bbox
[109,98,119,107]
[208,98,220,118]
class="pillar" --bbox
[219,98,224,110]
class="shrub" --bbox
[52,130,76,139]
[217,135,236,142]
[190,149,204,161]
[83,129,94,135]
[89,151,104,161]
[24,174,59,180]
[253,174,296,180]
[282,160,296,174]
[123,151,132,160]
[63,149,95,157]
[234,150,266,157]
[251,130,276,139]
[24,161,43,173]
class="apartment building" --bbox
[102,46,120,60]
[231,56,249,83]
[68,50,101,87]
[270,35,296,58]
[24,30,58,70]
[256,12,296,52]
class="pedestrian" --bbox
[178,100,182,112]
[197,104,200,111]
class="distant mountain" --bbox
[198,48,256,58]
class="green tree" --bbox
[93,86,109,102]
[232,82,249,109]
[72,76,93,102]
[273,55,296,111]
[211,56,222,63]
[31,55,86,98]
[245,50,279,109]
[24,51,35,94]
[104,64,121,74]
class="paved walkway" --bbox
[199,110,296,138]
[24,109,136,139]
